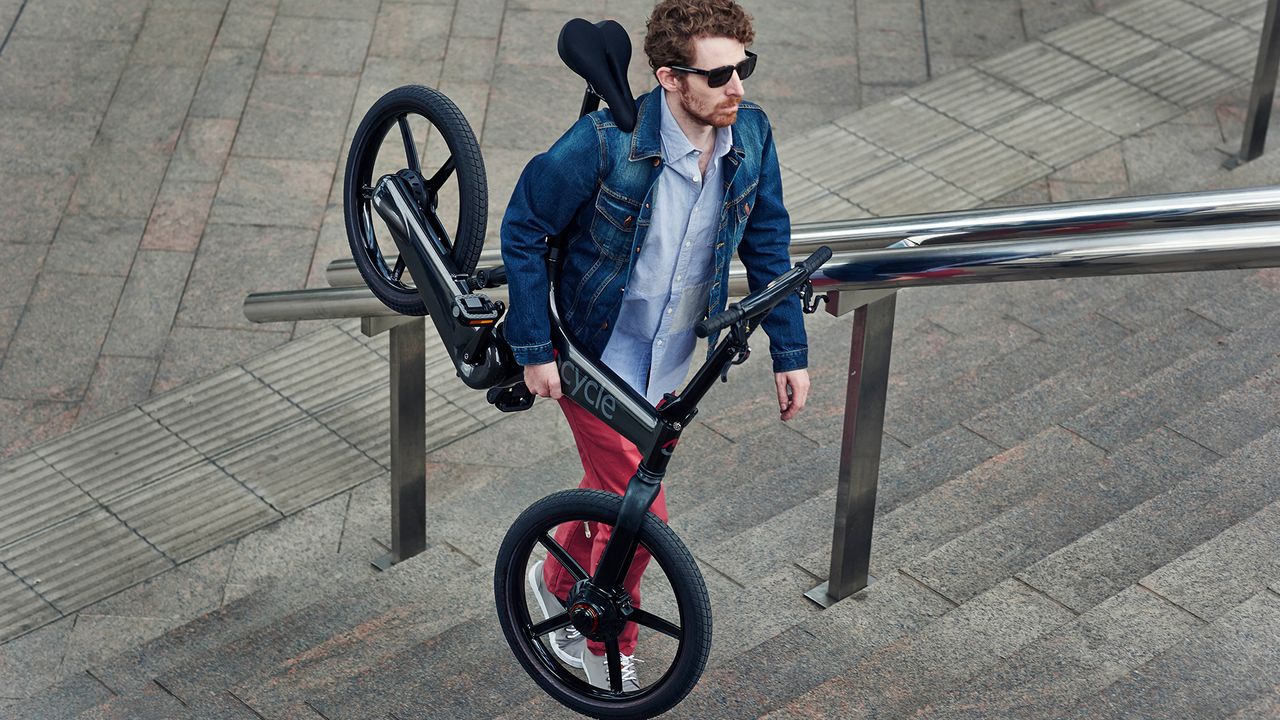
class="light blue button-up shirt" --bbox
[600,89,733,405]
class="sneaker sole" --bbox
[528,560,585,669]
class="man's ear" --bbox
[655,67,681,92]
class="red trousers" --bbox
[542,396,669,657]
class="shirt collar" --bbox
[658,88,733,164]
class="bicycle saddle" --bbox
[557,18,638,132]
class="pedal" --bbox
[487,383,535,412]
[452,293,502,326]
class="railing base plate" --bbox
[804,575,876,609]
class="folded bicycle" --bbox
[342,18,831,719]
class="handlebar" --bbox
[695,246,832,338]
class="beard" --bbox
[677,81,740,128]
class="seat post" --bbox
[579,87,601,119]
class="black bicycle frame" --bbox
[371,166,762,597]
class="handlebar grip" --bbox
[801,246,833,275]
[695,303,745,338]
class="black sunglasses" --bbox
[670,51,757,88]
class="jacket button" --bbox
[601,321,609,329]
[623,216,633,228]
[652,158,660,167]
[635,246,641,253]
[744,202,751,214]
[644,203,650,209]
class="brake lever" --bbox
[799,280,826,314]
[718,323,752,383]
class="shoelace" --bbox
[619,654,642,684]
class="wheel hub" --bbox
[566,581,633,642]
[396,168,436,211]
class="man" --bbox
[500,0,809,691]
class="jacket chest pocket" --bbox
[590,190,641,261]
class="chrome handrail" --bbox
[243,184,1280,604]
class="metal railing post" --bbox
[371,315,428,570]
[805,291,897,608]
[1227,0,1280,167]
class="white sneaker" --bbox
[582,650,642,693]
[527,560,586,668]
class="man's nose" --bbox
[725,72,745,97]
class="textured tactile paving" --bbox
[834,161,982,216]
[104,464,281,562]
[314,384,483,468]
[778,125,897,191]
[1183,23,1260,78]
[985,103,1118,169]
[1054,76,1182,136]
[779,166,835,208]
[0,509,172,614]
[979,43,1107,100]
[0,567,59,642]
[910,132,1052,200]
[1044,16,1165,73]
[142,367,310,458]
[35,408,203,503]
[790,192,872,223]
[1119,48,1238,107]
[1107,0,1229,45]
[243,325,388,414]
[0,454,95,550]
[217,419,384,514]
[836,96,973,160]
[909,68,1040,130]
[1184,0,1259,19]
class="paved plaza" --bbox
[0,0,1122,458]
[2,0,1280,716]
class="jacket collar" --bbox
[629,86,746,163]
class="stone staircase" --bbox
[7,260,1277,719]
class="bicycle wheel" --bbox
[343,84,487,315]
[495,489,712,720]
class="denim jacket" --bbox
[499,88,807,373]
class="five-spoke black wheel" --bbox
[495,489,712,719]
[343,84,487,315]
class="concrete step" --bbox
[21,541,469,716]
[149,547,484,712]
[226,564,493,718]
[1059,587,1280,719]
[302,615,528,720]
[902,583,1207,719]
[495,571,957,720]
[697,304,1244,587]
[1061,304,1280,451]
[1019,426,1280,613]
[763,578,1077,719]
[963,309,1225,448]
[903,426,1219,605]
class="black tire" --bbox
[495,489,712,720]
[343,84,487,315]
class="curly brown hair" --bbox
[643,0,755,72]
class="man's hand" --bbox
[775,369,810,421]
[524,362,562,399]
